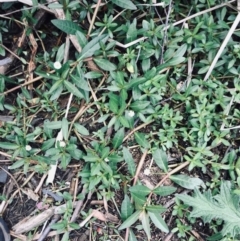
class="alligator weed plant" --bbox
[1,0,240,240]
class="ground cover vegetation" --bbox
[0,0,240,240]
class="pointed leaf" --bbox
[84,71,103,79]
[41,138,55,151]
[129,185,151,197]
[61,117,69,141]
[9,159,24,169]
[170,174,204,189]
[129,228,138,241]
[152,149,168,172]
[71,74,90,91]
[94,58,117,71]
[61,232,69,241]
[101,147,110,159]
[44,121,62,129]
[48,79,63,94]
[76,30,87,48]
[112,0,137,10]
[126,77,146,89]
[130,101,150,111]
[121,195,134,220]
[74,123,89,135]
[131,193,146,206]
[112,127,124,149]
[153,186,177,196]
[134,132,150,149]
[56,43,65,62]
[109,93,119,113]
[174,44,187,58]
[119,116,129,128]
[167,57,185,66]
[35,71,60,81]
[0,142,19,150]
[123,147,136,176]
[64,81,83,98]
[51,19,82,34]
[146,205,167,213]
[140,211,151,239]
[118,210,141,230]
[100,161,112,174]
[80,34,108,59]
[148,211,169,233]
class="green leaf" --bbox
[9,159,24,169]
[167,57,185,66]
[44,121,62,129]
[130,101,150,112]
[91,163,101,175]
[129,228,138,241]
[152,149,168,172]
[62,117,68,141]
[76,30,87,48]
[74,123,89,135]
[126,62,134,73]
[122,147,136,176]
[119,116,129,128]
[101,147,110,159]
[56,43,65,62]
[146,205,167,213]
[94,58,117,71]
[121,194,134,220]
[48,3,63,9]
[79,34,108,59]
[69,222,79,229]
[48,79,63,94]
[100,161,112,174]
[176,181,240,237]
[131,193,146,206]
[49,85,63,101]
[153,186,177,196]
[51,19,82,34]
[51,221,66,230]
[41,138,55,151]
[109,93,119,114]
[129,185,151,197]
[84,71,103,79]
[0,142,19,150]
[174,44,187,58]
[61,232,69,241]
[118,210,141,230]
[126,18,137,42]
[34,70,59,81]
[170,174,204,189]
[71,74,90,91]
[126,77,146,89]
[134,132,150,149]
[108,116,117,128]
[64,81,83,98]
[148,211,169,233]
[141,211,151,239]
[112,0,137,10]
[112,127,124,149]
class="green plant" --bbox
[119,185,175,240]
[177,181,240,240]
[51,192,79,241]
[2,0,240,240]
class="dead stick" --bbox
[37,214,61,241]
[70,187,87,222]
